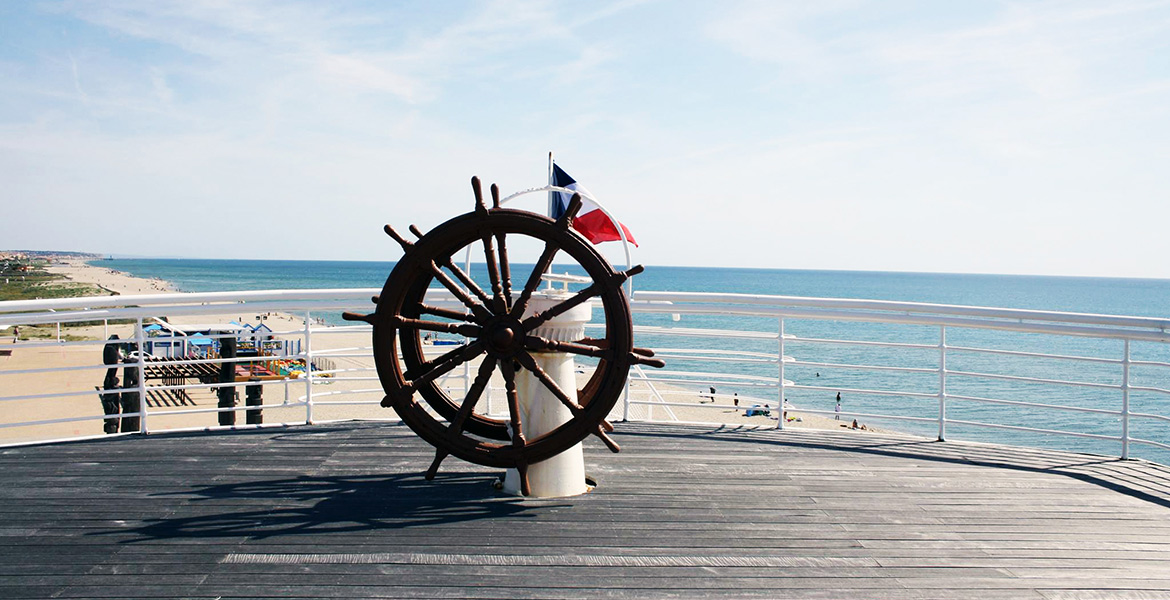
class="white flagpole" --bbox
[547,151,555,217]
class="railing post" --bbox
[245,377,263,424]
[136,317,148,434]
[938,326,947,442]
[1122,339,1130,460]
[622,379,631,422]
[777,318,785,431]
[304,310,314,425]
[644,382,651,422]
[217,335,238,426]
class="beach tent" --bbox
[188,334,213,346]
[186,333,213,357]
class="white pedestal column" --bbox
[503,290,591,498]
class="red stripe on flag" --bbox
[573,210,638,247]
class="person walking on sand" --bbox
[835,392,841,421]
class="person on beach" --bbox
[100,335,123,433]
[835,392,841,420]
[12,326,17,343]
[733,393,738,407]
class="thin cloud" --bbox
[67,51,88,103]
[313,53,424,103]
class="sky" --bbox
[1,0,1169,278]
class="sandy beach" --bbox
[47,259,176,295]
[1,260,890,445]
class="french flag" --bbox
[550,164,638,247]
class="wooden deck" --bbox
[2,421,1170,599]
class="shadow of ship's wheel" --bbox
[344,177,661,495]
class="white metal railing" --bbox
[629,291,1170,461]
[2,288,1169,463]
[0,290,380,446]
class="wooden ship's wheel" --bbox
[344,177,662,495]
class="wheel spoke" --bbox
[555,193,584,226]
[470,176,506,313]
[510,240,559,319]
[445,357,497,438]
[495,230,513,310]
[420,304,475,323]
[383,223,414,251]
[513,350,585,416]
[431,259,493,318]
[489,183,513,307]
[524,335,613,361]
[593,426,621,453]
[424,449,449,480]
[404,340,486,392]
[515,463,531,496]
[404,339,481,380]
[578,338,659,359]
[436,256,494,309]
[480,232,507,314]
[499,359,532,495]
[500,359,526,450]
[631,354,666,368]
[520,283,600,332]
[393,316,480,338]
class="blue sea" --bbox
[99,258,1170,464]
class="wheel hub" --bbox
[483,316,524,357]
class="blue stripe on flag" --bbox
[550,164,576,220]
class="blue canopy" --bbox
[188,334,213,346]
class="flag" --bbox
[549,164,638,247]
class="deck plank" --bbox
[0,421,1168,598]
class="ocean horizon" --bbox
[97,255,1170,285]
[95,257,1170,317]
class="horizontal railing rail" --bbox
[634,291,1170,331]
[0,288,381,313]
[633,293,1170,343]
